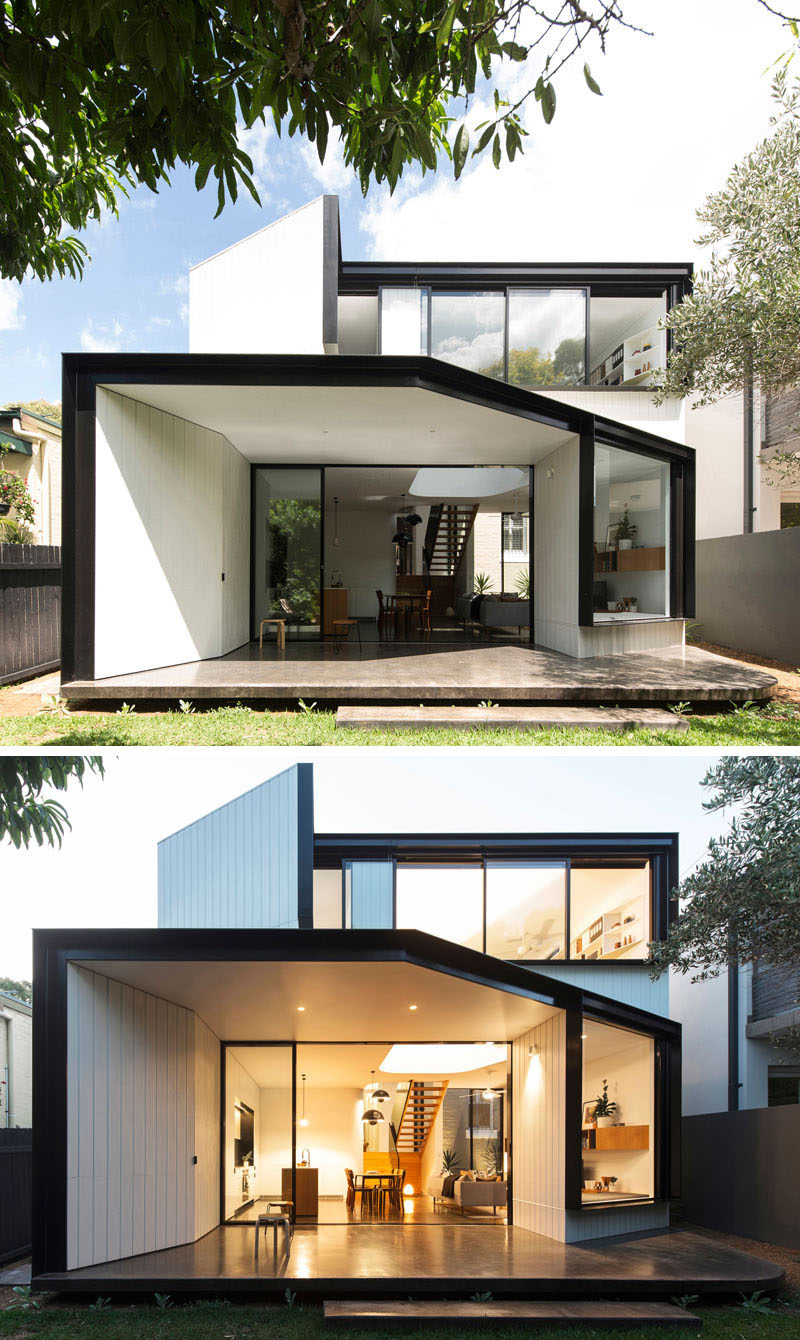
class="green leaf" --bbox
[474,123,495,155]
[146,23,167,75]
[492,132,501,169]
[583,63,602,96]
[541,82,556,124]
[436,1,460,50]
[453,122,469,179]
[502,42,527,62]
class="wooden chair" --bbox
[345,1168,356,1210]
[278,597,303,639]
[388,1169,406,1214]
[418,589,432,636]
[333,617,362,653]
[376,590,396,638]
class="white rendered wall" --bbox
[0,997,32,1127]
[190,197,329,354]
[94,389,250,679]
[669,970,729,1116]
[66,965,221,1269]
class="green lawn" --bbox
[1,1294,798,1340]
[0,700,798,746]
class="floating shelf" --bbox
[582,1124,650,1152]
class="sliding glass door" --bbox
[223,1044,294,1222]
[252,467,323,639]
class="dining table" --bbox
[354,1171,402,1216]
[389,592,426,637]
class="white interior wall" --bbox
[66,965,221,1270]
[190,197,328,354]
[94,389,250,679]
[323,505,396,617]
[255,1082,293,1200]
[298,1086,363,1198]
[313,868,342,928]
[534,435,581,656]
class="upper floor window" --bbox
[429,291,506,376]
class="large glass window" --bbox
[593,445,670,621]
[430,292,506,377]
[253,467,321,636]
[395,864,483,951]
[380,288,426,355]
[485,861,566,960]
[507,289,586,388]
[569,861,651,961]
[224,1045,293,1222]
[581,1021,654,1205]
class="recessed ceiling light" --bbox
[297,1005,305,1012]
[409,1004,418,1011]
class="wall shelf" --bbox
[571,894,646,961]
[582,1124,650,1153]
[595,547,665,574]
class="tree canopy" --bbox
[649,756,800,981]
[0,976,31,1003]
[657,62,800,413]
[0,1,639,282]
[0,756,104,849]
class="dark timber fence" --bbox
[682,1106,800,1248]
[0,1128,32,1263]
[0,544,61,685]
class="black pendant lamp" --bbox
[362,1069,387,1123]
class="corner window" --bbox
[395,864,483,951]
[593,444,670,622]
[569,861,651,961]
[581,1020,654,1204]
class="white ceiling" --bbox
[325,465,527,512]
[100,382,572,466]
[75,957,561,1042]
[228,1042,509,1090]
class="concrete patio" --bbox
[34,1224,785,1299]
[60,637,777,705]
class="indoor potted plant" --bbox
[613,507,637,550]
[593,1079,617,1128]
[441,1147,460,1175]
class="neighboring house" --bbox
[763,388,800,528]
[32,763,689,1292]
[0,989,32,1128]
[0,406,62,545]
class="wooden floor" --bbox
[35,1225,785,1298]
[61,637,777,705]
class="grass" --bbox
[1,1292,798,1340]
[0,701,799,747]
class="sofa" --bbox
[454,594,529,633]
[427,1173,507,1215]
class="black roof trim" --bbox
[339,260,694,299]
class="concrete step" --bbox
[336,705,689,732]
[324,1299,702,1328]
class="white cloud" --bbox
[300,126,356,193]
[358,0,782,265]
[0,280,24,334]
[238,119,276,196]
[148,315,173,329]
[80,318,125,352]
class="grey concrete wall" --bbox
[695,528,800,663]
[682,1107,800,1248]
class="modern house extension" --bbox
[31,764,783,1297]
[59,195,777,704]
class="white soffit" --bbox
[228,1042,509,1090]
[73,957,560,1042]
[99,382,572,466]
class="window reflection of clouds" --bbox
[430,293,505,375]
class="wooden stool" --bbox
[254,1211,292,1259]
[266,1198,295,1225]
[333,618,362,654]
[259,618,286,651]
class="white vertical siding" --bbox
[349,861,394,929]
[67,966,220,1269]
[565,1202,669,1241]
[533,964,670,1017]
[157,764,309,929]
[512,1012,566,1241]
[94,388,249,680]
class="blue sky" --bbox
[2,750,732,978]
[0,0,789,403]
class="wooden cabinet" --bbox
[594,547,665,574]
[586,1124,650,1151]
[323,588,348,636]
[282,1166,319,1217]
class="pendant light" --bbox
[299,1072,310,1128]
[332,495,342,547]
[362,1069,386,1124]
[511,490,523,524]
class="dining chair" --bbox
[344,1167,356,1210]
[418,589,432,636]
[376,590,396,638]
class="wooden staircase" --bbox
[423,504,478,581]
[394,1080,448,1161]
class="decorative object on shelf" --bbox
[612,506,637,551]
[582,1100,598,1128]
[299,1072,310,1128]
[593,1079,618,1128]
[332,495,342,548]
